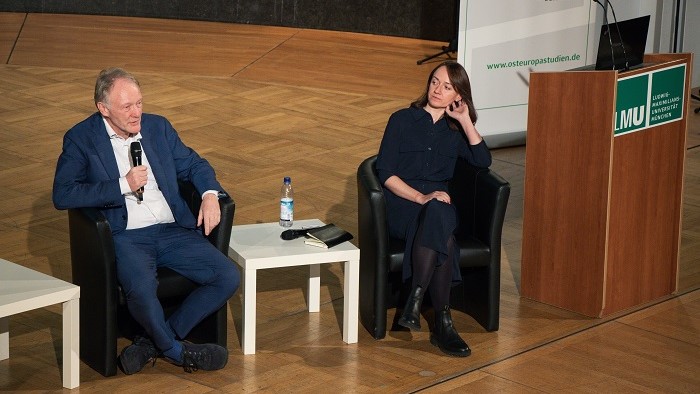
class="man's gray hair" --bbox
[94,67,140,106]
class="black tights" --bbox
[410,220,455,310]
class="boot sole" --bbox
[430,336,471,357]
[118,355,155,375]
[397,317,421,331]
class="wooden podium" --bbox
[521,53,692,317]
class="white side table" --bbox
[0,258,80,389]
[228,219,360,354]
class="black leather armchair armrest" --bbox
[177,181,235,254]
[449,160,510,331]
[357,155,390,339]
[472,168,510,251]
[67,206,118,376]
[450,160,510,250]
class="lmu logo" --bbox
[615,106,645,131]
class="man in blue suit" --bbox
[53,68,239,374]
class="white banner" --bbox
[458,0,597,147]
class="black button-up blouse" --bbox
[376,106,492,193]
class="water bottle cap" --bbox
[283,176,291,184]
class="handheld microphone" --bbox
[280,228,309,240]
[129,141,144,202]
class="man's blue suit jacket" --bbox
[53,112,223,234]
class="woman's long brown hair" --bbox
[412,60,478,130]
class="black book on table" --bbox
[304,223,353,249]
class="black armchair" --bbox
[357,155,510,339]
[67,181,235,376]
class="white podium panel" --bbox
[456,1,596,147]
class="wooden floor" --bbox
[0,12,698,392]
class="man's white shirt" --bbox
[104,118,176,229]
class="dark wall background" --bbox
[0,0,457,41]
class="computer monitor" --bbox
[595,15,651,71]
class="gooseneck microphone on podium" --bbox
[129,141,144,202]
[595,0,616,69]
[605,1,629,71]
[594,0,630,71]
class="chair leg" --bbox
[362,297,388,340]
[80,303,119,376]
[454,266,500,332]
[359,264,390,340]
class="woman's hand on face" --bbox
[445,100,472,125]
[416,191,451,205]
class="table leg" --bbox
[242,268,257,355]
[308,264,320,313]
[343,259,359,344]
[0,316,8,360]
[62,298,80,389]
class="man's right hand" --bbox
[126,165,148,192]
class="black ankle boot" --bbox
[398,285,425,331]
[430,306,471,357]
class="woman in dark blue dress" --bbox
[375,61,491,357]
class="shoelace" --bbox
[180,352,199,373]
[180,347,217,373]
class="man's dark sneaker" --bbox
[172,342,228,373]
[118,336,158,375]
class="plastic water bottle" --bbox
[279,176,294,227]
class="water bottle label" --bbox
[280,198,294,221]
